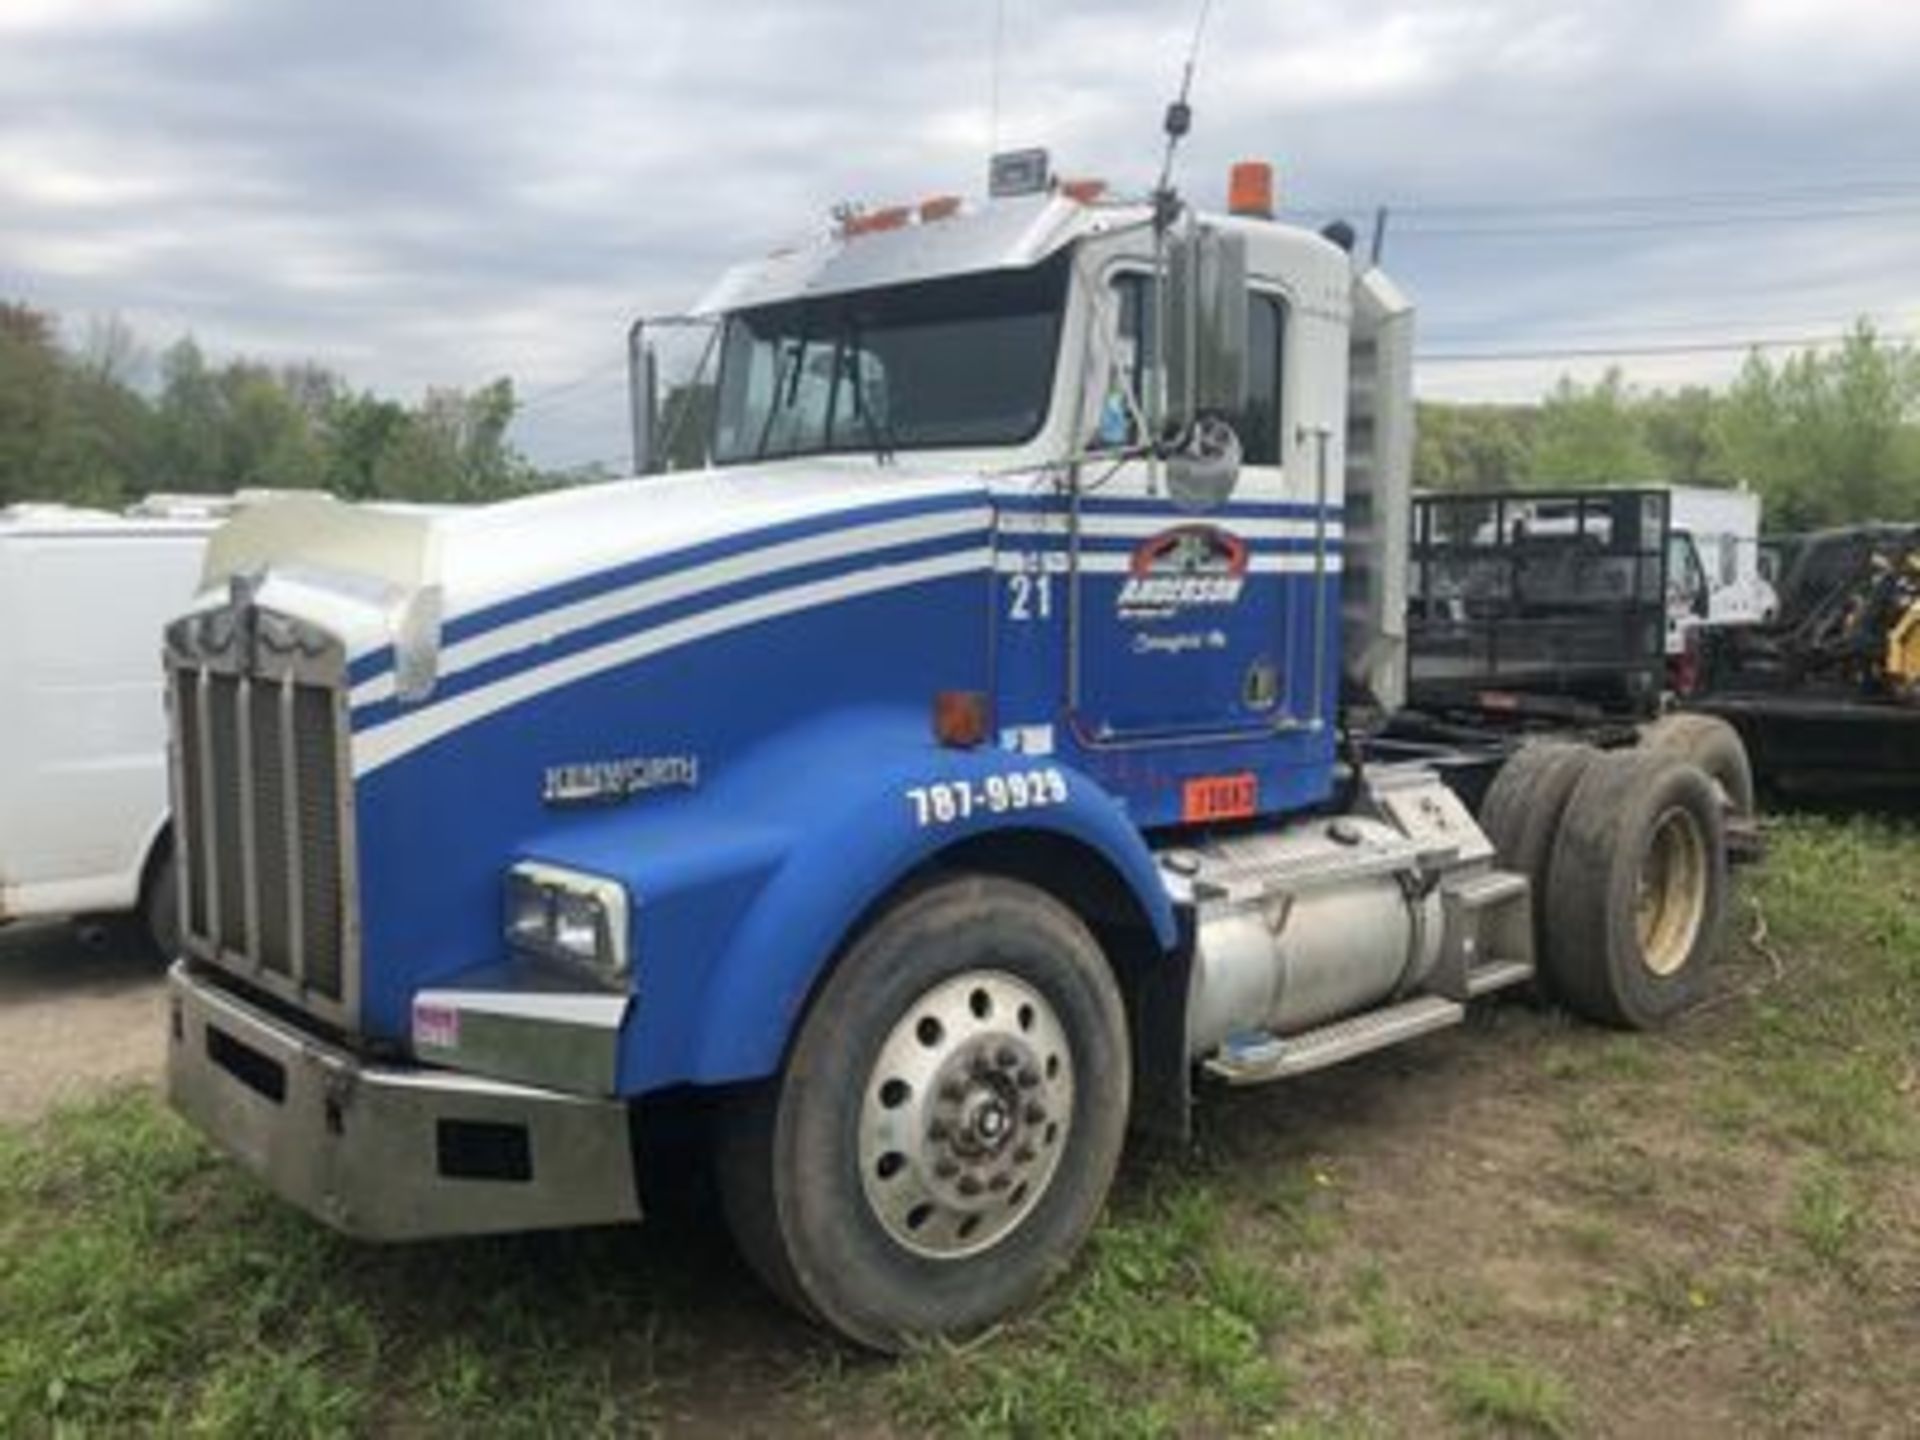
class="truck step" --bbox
[1427,867,1536,1003]
[1203,994,1466,1086]
[1465,959,1535,997]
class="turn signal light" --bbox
[1228,160,1275,219]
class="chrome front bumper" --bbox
[166,963,642,1240]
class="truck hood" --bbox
[200,462,989,706]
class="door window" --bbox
[1100,274,1286,464]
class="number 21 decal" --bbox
[1006,572,1054,622]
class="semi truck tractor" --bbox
[163,153,1733,1350]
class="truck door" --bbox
[1063,270,1324,745]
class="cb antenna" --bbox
[1152,0,1218,234]
[989,0,1007,158]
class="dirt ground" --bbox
[2,819,1915,1435]
[0,920,167,1125]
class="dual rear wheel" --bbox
[1480,736,1731,1028]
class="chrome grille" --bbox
[167,599,358,1026]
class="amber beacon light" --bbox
[1228,160,1275,218]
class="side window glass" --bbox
[1094,273,1153,448]
[1242,294,1285,467]
[1098,275,1286,464]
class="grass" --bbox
[1441,1358,1575,1438]
[1,813,1917,1435]
[881,1181,1305,1437]
[1788,1160,1866,1271]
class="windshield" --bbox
[710,254,1068,464]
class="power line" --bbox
[1420,328,1920,365]
[1292,197,1920,240]
[511,356,628,416]
[1424,311,1916,347]
[1298,173,1920,220]
[1398,200,1920,239]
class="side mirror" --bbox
[627,320,659,475]
[1164,226,1248,427]
[1163,226,1247,509]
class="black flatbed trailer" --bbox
[1687,691,1920,794]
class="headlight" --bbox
[502,862,631,984]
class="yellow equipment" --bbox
[1888,594,1920,702]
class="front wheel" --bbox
[140,845,181,961]
[715,873,1130,1351]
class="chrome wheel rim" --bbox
[1637,805,1708,977]
[857,970,1075,1260]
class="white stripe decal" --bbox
[997,512,1343,541]
[994,552,1345,575]
[354,546,991,775]
[352,507,989,706]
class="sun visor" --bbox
[692,193,1093,315]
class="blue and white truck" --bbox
[163,154,1733,1349]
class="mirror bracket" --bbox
[627,319,658,475]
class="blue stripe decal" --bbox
[351,527,987,732]
[347,649,392,687]
[347,491,986,687]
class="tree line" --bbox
[0,301,560,510]
[1417,322,1920,530]
[5,300,1917,532]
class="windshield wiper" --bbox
[753,335,807,461]
[842,319,897,466]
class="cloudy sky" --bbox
[5,0,1919,471]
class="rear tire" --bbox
[715,873,1130,1351]
[1544,749,1727,1029]
[1478,741,1601,988]
[1641,713,1756,817]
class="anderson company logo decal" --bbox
[1117,524,1250,620]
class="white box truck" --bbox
[0,498,237,948]
[1666,484,1777,641]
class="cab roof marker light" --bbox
[841,204,913,240]
[919,194,963,223]
[1228,160,1275,219]
[1059,177,1107,204]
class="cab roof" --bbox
[691,193,1132,316]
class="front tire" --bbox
[716,873,1130,1351]
[140,846,181,961]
